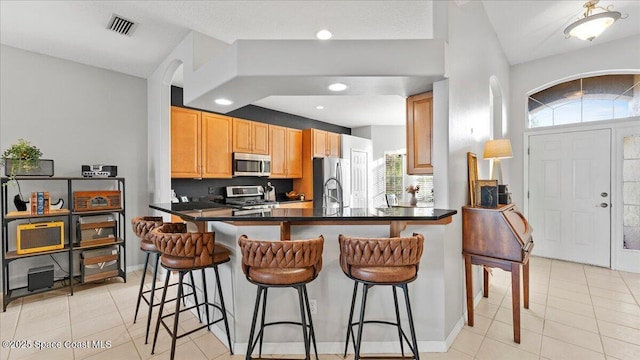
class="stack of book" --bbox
[30,191,50,215]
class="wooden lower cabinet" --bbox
[278,201,312,209]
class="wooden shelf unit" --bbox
[1,176,126,311]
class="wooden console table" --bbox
[462,204,534,343]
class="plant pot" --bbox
[4,159,54,177]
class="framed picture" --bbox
[475,179,498,207]
[467,152,478,206]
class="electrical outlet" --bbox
[309,299,317,315]
[208,186,216,194]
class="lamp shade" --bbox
[483,139,513,159]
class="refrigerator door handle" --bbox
[336,161,343,204]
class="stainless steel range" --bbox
[225,185,279,214]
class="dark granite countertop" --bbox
[150,202,457,222]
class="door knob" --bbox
[601,192,608,197]
[597,203,608,208]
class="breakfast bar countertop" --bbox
[149,202,457,222]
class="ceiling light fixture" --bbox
[564,0,624,41]
[215,98,233,106]
[316,29,332,40]
[316,105,324,110]
[328,83,347,92]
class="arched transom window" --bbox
[528,74,640,128]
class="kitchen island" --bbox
[150,203,459,355]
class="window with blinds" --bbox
[384,152,434,203]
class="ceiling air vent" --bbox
[107,14,136,36]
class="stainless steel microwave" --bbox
[233,153,271,177]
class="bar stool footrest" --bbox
[357,356,416,360]
[159,302,227,340]
[251,320,314,350]
[143,287,198,309]
[248,358,316,360]
[348,320,414,353]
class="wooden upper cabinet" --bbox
[269,125,287,178]
[269,125,302,179]
[202,113,232,178]
[406,91,433,175]
[311,129,340,158]
[252,122,269,154]
[171,107,233,179]
[171,107,202,178]
[286,128,303,178]
[327,132,341,158]
[312,129,327,158]
[232,118,269,154]
[232,118,252,153]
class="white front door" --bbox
[528,129,611,267]
[350,149,368,208]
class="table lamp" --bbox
[483,139,512,184]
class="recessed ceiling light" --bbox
[316,105,324,110]
[316,29,332,40]
[328,83,348,92]
[215,98,233,106]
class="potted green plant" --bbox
[1,139,43,211]
[1,138,43,182]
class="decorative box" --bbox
[81,246,119,283]
[77,216,116,247]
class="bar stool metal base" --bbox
[151,262,233,360]
[343,281,420,360]
[246,283,318,360]
[133,250,202,344]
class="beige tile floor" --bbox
[1,256,639,359]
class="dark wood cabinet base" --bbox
[464,253,530,343]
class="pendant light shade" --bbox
[564,1,623,41]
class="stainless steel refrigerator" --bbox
[313,157,350,209]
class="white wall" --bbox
[0,45,148,286]
[508,35,640,207]
[442,0,511,337]
[353,125,406,160]
[353,2,512,340]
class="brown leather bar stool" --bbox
[238,235,324,360]
[339,233,424,360]
[150,223,233,360]
[132,217,202,344]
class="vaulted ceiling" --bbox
[1,1,638,127]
